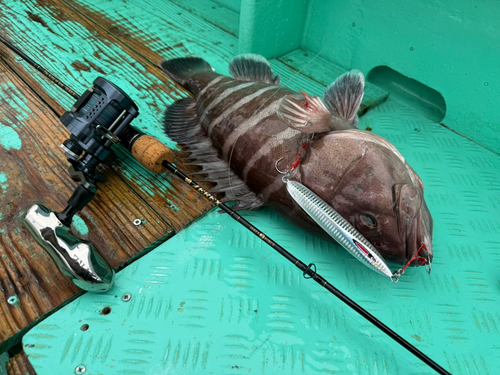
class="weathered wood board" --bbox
[0,0,213,225]
[66,0,239,73]
[0,57,170,351]
[6,352,35,375]
[0,0,218,353]
[66,0,388,112]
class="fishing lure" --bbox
[284,176,394,278]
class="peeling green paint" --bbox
[72,215,89,236]
[0,125,22,151]
[1,0,180,149]
[0,172,8,192]
[167,199,180,211]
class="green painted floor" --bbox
[23,95,500,374]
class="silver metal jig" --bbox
[285,179,393,278]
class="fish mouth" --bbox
[393,183,433,268]
[405,210,433,268]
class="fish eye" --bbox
[359,213,377,229]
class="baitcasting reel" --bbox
[24,77,143,292]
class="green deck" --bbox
[1,0,499,374]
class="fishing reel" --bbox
[24,77,142,292]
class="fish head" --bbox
[300,132,433,265]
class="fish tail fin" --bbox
[159,57,213,93]
[323,70,365,127]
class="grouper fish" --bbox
[160,54,433,266]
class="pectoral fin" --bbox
[276,90,336,133]
[323,70,365,127]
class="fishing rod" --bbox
[0,35,451,374]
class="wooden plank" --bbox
[0,44,67,115]
[6,351,36,375]
[64,0,239,74]
[169,0,240,37]
[0,0,213,230]
[63,0,384,115]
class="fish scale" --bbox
[193,76,305,203]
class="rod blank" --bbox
[0,34,80,99]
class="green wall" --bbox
[239,0,308,57]
[301,0,500,153]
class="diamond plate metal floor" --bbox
[22,98,500,374]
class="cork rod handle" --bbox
[131,135,174,174]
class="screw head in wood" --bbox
[7,295,19,306]
[75,365,86,374]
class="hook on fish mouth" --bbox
[391,242,432,282]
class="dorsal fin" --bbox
[159,57,213,94]
[323,70,365,126]
[229,54,280,85]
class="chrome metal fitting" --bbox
[23,204,115,292]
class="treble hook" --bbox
[275,157,287,174]
[425,254,432,275]
[275,157,291,183]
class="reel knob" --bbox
[23,204,115,292]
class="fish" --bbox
[159,54,433,266]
